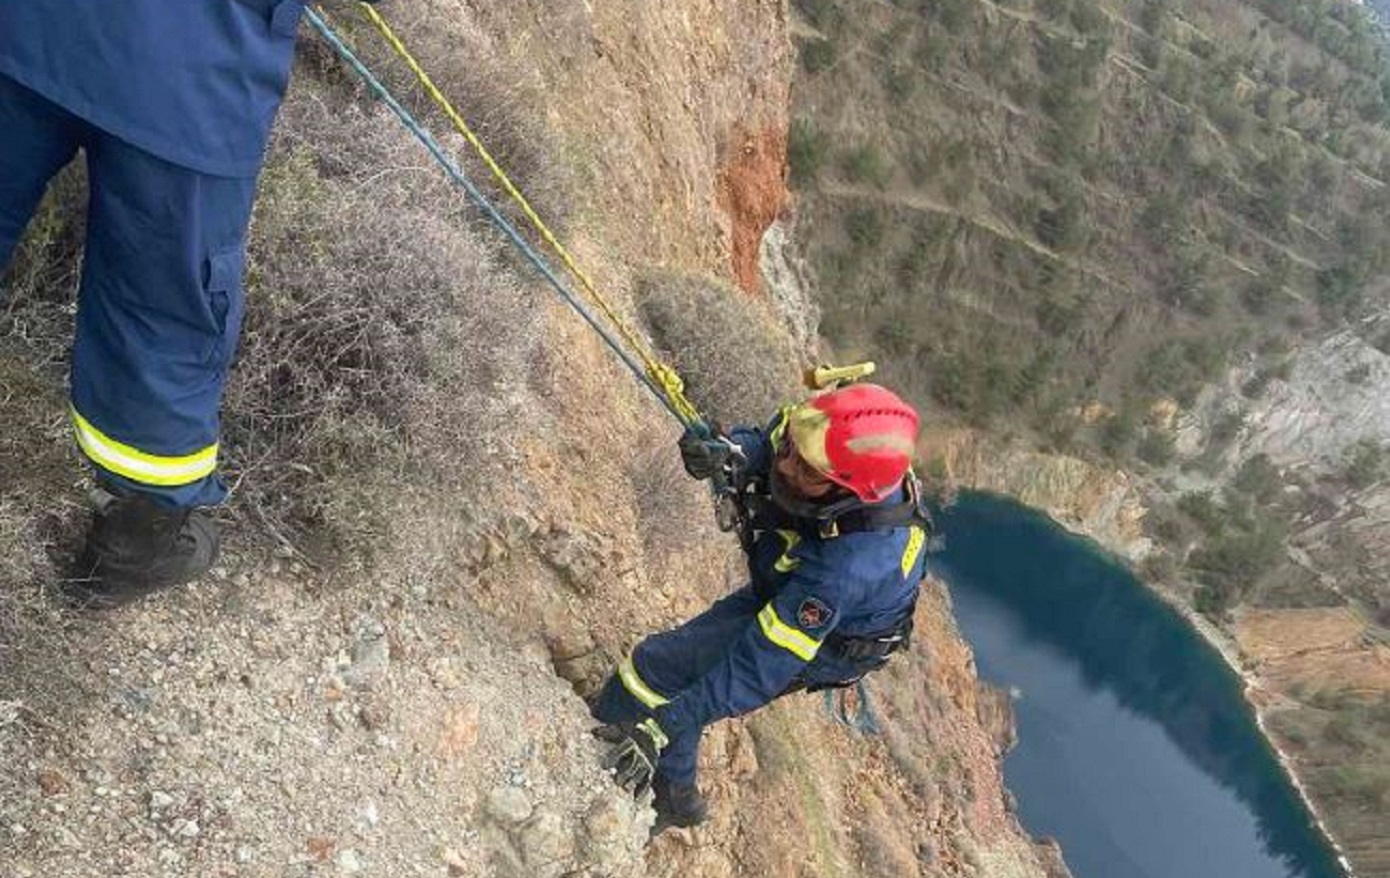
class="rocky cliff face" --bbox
[925,427,1151,561]
[1182,325,1390,474]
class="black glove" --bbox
[678,424,731,480]
[594,718,669,797]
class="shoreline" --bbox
[935,435,1367,877]
[1034,492,1361,878]
[1140,579,1359,878]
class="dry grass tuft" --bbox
[626,441,706,558]
[636,270,803,427]
[296,8,575,240]
[0,163,86,377]
[0,504,94,852]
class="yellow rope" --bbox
[357,4,703,426]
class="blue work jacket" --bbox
[656,416,929,738]
[0,0,372,177]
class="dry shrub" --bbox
[0,162,86,375]
[0,349,105,823]
[297,8,574,239]
[627,441,705,558]
[226,79,550,560]
[0,497,93,856]
[636,271,803,427]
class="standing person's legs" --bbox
[69,128,258,605]
[0,74,83,275]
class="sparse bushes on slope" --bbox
[801,38,838,74]
[788,119,828,186]
[227,83,551,559]
[636,272,802,427]
[1344,439,1385,488]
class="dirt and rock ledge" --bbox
[1,2,1065,877]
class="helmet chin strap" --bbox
[769,467,858,521]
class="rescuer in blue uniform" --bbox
[592,383,932,833]
[0,0,375,607]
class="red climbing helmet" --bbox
[785,383,920,502]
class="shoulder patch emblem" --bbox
[797,597,833,631]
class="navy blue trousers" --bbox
[0,74,258,507]
[594,585,771,787]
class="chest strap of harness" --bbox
[736,469,934,542]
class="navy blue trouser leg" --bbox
[72,130,258,507]
[0,74,81,278]
[594,585,765,786]
[1,72,258,508]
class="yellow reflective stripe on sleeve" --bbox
[70,407,218,487]
[901,525,926,578]
[757,603,822,661]
[774,529,802,573]
[618,656,670,709]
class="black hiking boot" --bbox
[651,775,708,836]
[66,487,220,610]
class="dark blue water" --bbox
[932,491,1347,878]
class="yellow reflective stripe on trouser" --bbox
[901,525,926,578]
[618,655,670,709]
[70,407,218,487]
[757,603,822,661]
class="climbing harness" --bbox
[304,6,704,430]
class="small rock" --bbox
[357,801,380,831]
[359,698,390,731]
[36,767,69,796]
[343,635,390,690]
[171,819,200,840]
[336,848,363,873]
[149,791,176,811]
[484,786,533,826]
[519,809,573,867]
[328,703,355,731]
[437,704,480,758]
[236,846,255,864]
[537,530,603,594]
[306,835,335,862]
[546,629,595,663]
[582,796,627,847]
[441,847,468,876]
[427,657,461,690]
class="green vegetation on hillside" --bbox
[788,0,1390,455]
[788,5,1390,868]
